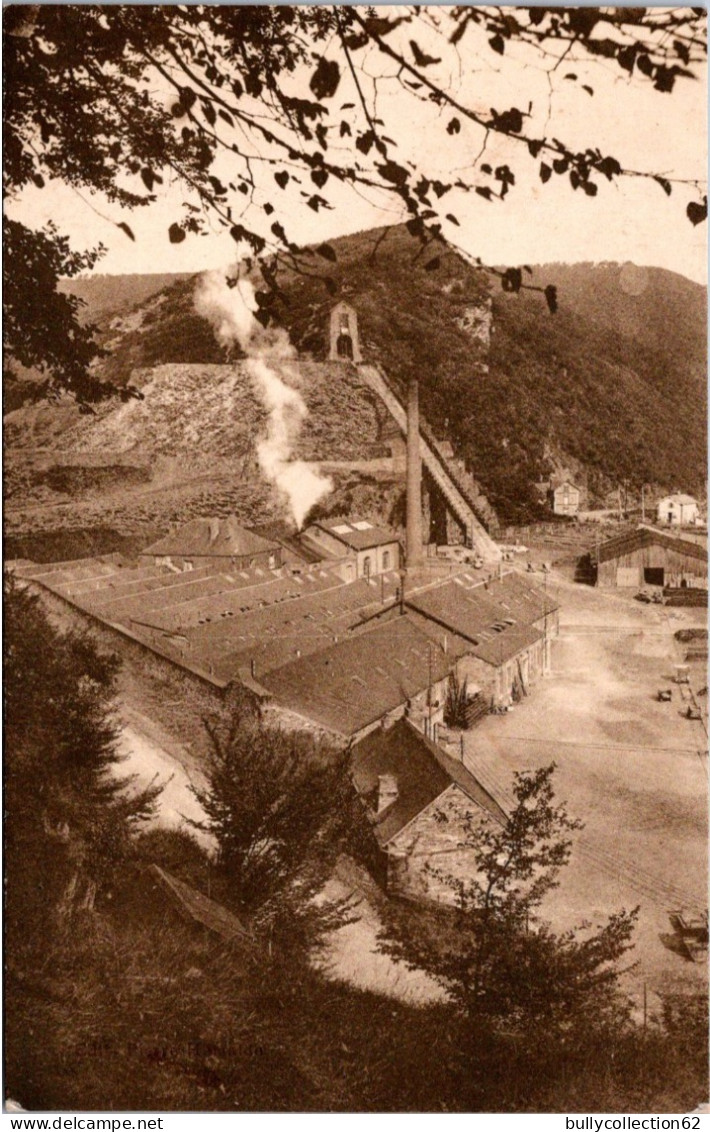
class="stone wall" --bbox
[25,580,239,763]
[387,783,492,906]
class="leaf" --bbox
[581,85,594,96]
[597,156,622,181]
[539,163,552,184]
[447,117,461,135]
[311,168,329,189]
[340,121,351,137]
[489,34,505,55]
[355,130,375,155]
[377,160,409,186]
[140,167,155,191]
[271,222,287,243]
[687,199,707,226]
[653,66,676,93]
[544,284,558,314]
[179,86,197,111]
[564,73,577,81]
[263,203,274,216]
[168,223,185,244]
[446,214,460,226]
[553,157,568,175]
[117,222,135,242]
[582,181,598,197]
[309,57,340,100]
[410,39,441,67]
[527,140,543,158]
[431,180,451,198]
[316,243,337,262]
[491,107,523,134]
[202,100,216,127]
[363,15,410,38]
[636,53,654,77]
[674,39,691,66]
[424,257,441,272]
[653,175,672,197]
[274,171,289,189]
[617,45,636,74]
[475,186,493,201]
[218,109,234,127]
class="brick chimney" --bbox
[377,774,398,814]
[406,378,423,567]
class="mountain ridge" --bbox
[6,226,707,529]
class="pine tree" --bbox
[379,763,638,1034]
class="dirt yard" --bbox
[461,573,708,1016]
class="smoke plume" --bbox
[194,270,332,527]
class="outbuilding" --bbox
[301,517,401,580]
[141,516,282,572]
[592,525,707,589]
[351,718,507,906]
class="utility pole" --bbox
[427,643,433,738]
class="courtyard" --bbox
[457,574,707,1008]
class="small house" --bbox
[351,718,507,906]
[552,481,581,517]
[656,493,700,527]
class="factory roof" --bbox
[593,525,708,566]
[261,616,454,738]
[142,517,278,559]
[405,572,553,664]
[351,718,507,846]
[310,516,400,551]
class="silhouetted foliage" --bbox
[189,704,377,958]
[3,5,706,399]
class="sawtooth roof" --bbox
[143,517,279,559]
[351,718,507,846]
[405,571,553,664]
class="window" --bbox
[363,556,372,579]
[336,333,353,359]
[382,550,390,570]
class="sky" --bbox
[9,5,708,284]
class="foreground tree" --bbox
[4,574,160,933]
[190,703,377,959]
[379,763,638,1033]
[3,5,706,399]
